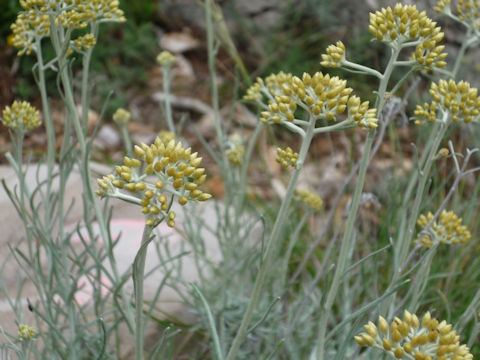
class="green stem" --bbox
[342,60,383,79]
[232,122,263,219]
[162,66,175,134]
[120,124,133,156]
[134,225,154,360]
[225,120,316,360]
[205,0,228,174]
[81,23,97,134]
[315,45,400,360]
[35,38,56,231]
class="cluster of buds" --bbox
[10,11,50,55]
[70,0,126,24]
[18,325,36,341]
[416,209,471,248]
[158,131,175,144]
[369,4,447,69]
[414,80,480,124]
[112,108,131,125]
[457,0,480,26]
[225,135,245,166]
[276,146,298,169]
[434,0,451,13]
[72,33,96,51]
[1,101,41,132]
[295,189,323,212]
[156,51,176,67]
[355,311,473,360]
[10,0,125,56]
[320,41,346,68]
[435,0,480,28]
[347,95,379,129]
[96,137,212,227]
[244,72,378,129]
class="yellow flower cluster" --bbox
[434,0,451,13]
[10,12,49,55]
[243,78,265,102]
[158,131,175,144]
[112,108,131,125]
[295,189,323,212]
[225,134,245,166]
[226,146,244,166]
[457,0,480,26]
[433,0,451,12]
[73,33,96,51]
[245,72,378,129]
[156,51,176,67]
[355,311,473,360]
[320,41,346,68]
[416,210,471,248]
[414,80,480,124]
[436,0,480,27]
[18,325,36,340]
[1,101,41,132]
[11,0,125,56]
[96,137,212,227]
[347,95,379,129]
[276,146,298,169]
[369,4,447,69]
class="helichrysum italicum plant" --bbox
[96,136,212,227]
[72,33,96,51]
[435,0,480,28]
[1,101,41,132]
[369,4,447,69]
[414,80,480,124]
[156,50,176,67]
[10,0,125,56]
[295,189,323,212]
[276,146,298,169]
[355,311,473,359]
[112,107,132,125]
[320,41,345,68]
[416,210,471,248]
[158,130,175,144]
[245,71,378,130]
[17,325,36,341]
[225,134,245,166]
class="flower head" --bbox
[295,189,323,212]
[158,130,175,144]
[416,209,471,248]
[369,4,447,69]
[112,108,131,125]
[457,0,480,27]
[438,0,480,27]
[96,137,212,227]
[245,71,377,129]
[225,134,245,166]
[320,41,346,68]
[276,146,298,169]
[434,0,451,14]
[1,101,41,132]
[10,0,125,56]
[18,325,36,340]
[156,51,176,67]
[414,80,480,124]
[72,33,96,51]
[355,311,473,360]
